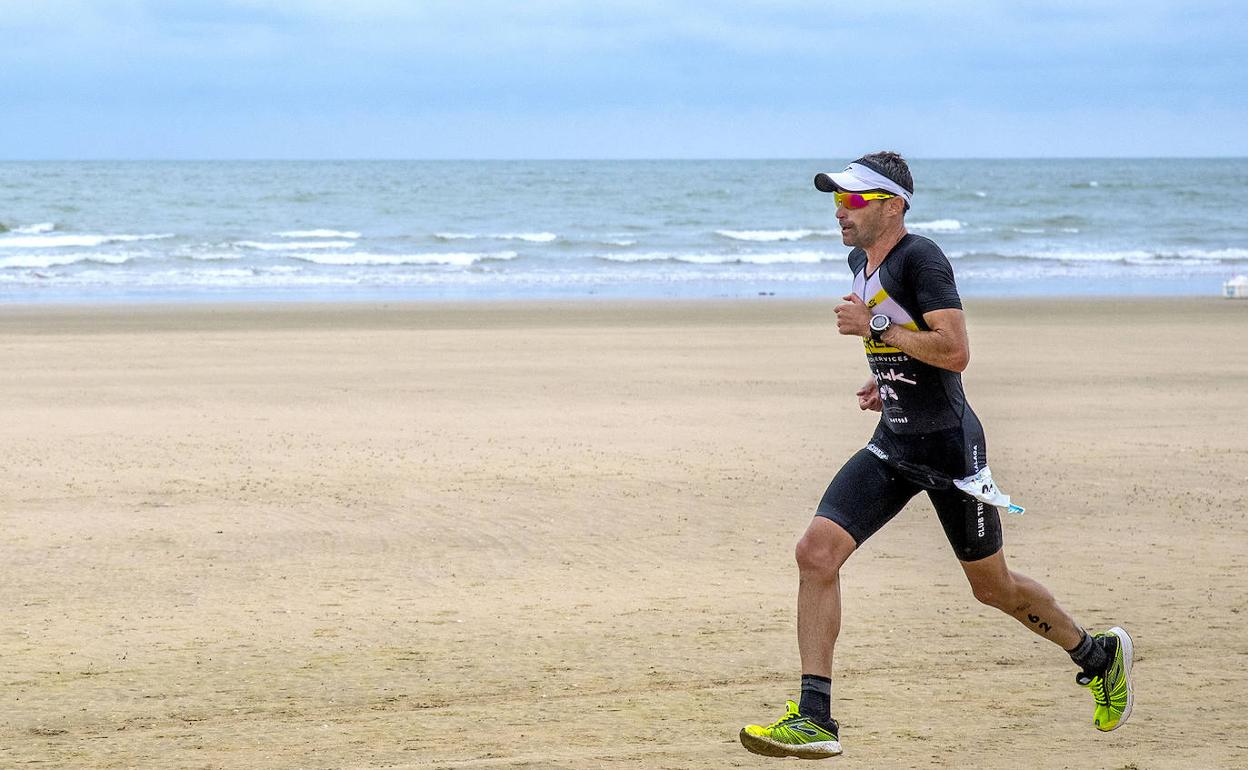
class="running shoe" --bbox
[739,700,842,759]
[1076,626,1134,731]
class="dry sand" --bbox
[1,298,1246,770]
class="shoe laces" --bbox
[765,708,802,730]
[1077,672,1109,707]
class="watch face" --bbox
[870,314,890,331]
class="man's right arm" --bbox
[857,377,882,411]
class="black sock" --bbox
[1067,629,1111,673]
[799,674,832,721]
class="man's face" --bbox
[836,195,894,248]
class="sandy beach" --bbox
[2,297,1246,770]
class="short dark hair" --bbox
[855,151,914,195]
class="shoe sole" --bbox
[1100,625,1134,731]
[739,729,842,759]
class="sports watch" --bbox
[869,313,892,343]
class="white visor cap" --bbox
[814,162,912,205]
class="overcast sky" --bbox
[2,0,1245,159]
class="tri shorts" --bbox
[815,416,1004,562]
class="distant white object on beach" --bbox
[1224,275,1248,299]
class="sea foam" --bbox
[435,232,557,243]
[235,240,354,251]
[0,253,133,269]
[275,229,361,239]
[289,251,519,266]
[0,233,173,248]
[14,223,56,234]
[599,250,838,265]
[716,229,829,242]
[498,232,557,242]
[908,219,964,233]
[950,248,1248,264]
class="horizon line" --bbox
[2,155,1247,162]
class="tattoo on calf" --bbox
[1028,613,1053,634]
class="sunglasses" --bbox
[834,191,897,210]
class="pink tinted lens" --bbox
[835,192,871,209]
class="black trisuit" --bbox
[815,233,1004,561]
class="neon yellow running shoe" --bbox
[739,700,842,759]
[1076,626,1134,732]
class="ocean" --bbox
[1,159,1245,303]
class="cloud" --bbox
[1,0,1245,157]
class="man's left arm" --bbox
[879,308,970,372]
[835,294,970,372]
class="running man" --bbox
[738,152,1133,759]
